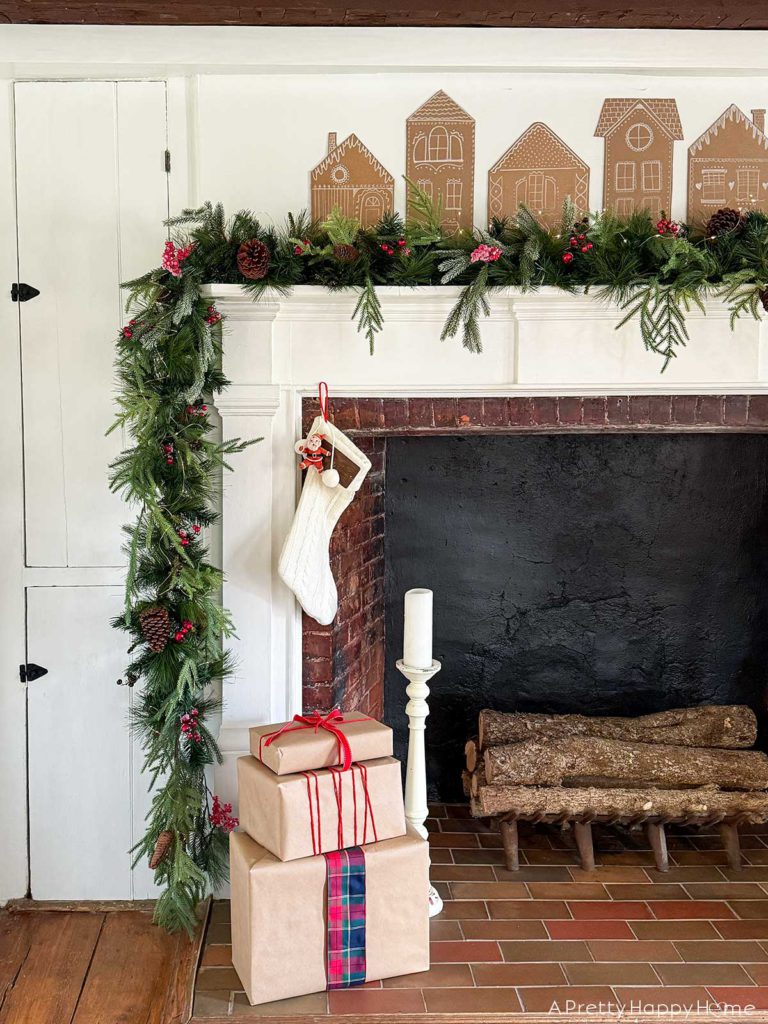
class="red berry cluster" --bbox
[122,318,137,339]
[657,218,680,237]
[186,403,208,417]
[380,238,410,256]
[177,524,201,546]
[174,619,195,643]
[205,305,221,325]
[161,240,194,278]
[563,232,593,264]
[162,442,174,465]
[180,707,201,744]
[210,795,238,832]
[294,238,311,255]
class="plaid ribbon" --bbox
[324,846,366,989]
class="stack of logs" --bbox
[463,705,768,872]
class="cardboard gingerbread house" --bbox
[406,90,475,233]
[310,133,394,227]
[687,105,768,227]
[487,122,589,228]
[595,98,683,220]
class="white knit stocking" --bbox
[278,416,371,625]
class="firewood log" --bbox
[470,780,768,822]
[484,736,768,791]
[478,705,756,751]
[465,736,479,773]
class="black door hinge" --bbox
[164,149,171,173]
[20,663,47,683]
[11,283,40,302]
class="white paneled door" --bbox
[15,81,169,898]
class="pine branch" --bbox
[352,274,383,354]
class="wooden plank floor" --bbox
[0,902,207,1024]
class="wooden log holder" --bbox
[465,705,767,874]
[481,807,747,874]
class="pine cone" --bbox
[761,289,768,313]
[705,208,744,238]
[333,243,360,264]
[139,605,170,653]
[237,239,271,280]
[149,830,174,870]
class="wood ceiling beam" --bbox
[0,1,767,29]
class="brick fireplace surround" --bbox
[300,392,768,719]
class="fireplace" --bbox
[205,284,768,811]
[300,394,768,800]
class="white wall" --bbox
[3,24,768,902]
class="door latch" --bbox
[11,283,40,302]
[20,663,48,683]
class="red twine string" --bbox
[301,762,379,854]
[318,381,330,422]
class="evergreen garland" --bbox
[111,197,768,932]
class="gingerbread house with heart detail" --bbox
[687,105,768,228]
[311,132,394,228]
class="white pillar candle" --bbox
[403,588,433,670]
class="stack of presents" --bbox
[230,709,431,1005]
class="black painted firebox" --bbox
[384,433,768,800]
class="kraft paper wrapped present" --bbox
[230,826,430,1006]
[250,709,392,776]
[238,754,406,861]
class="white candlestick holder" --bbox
[396,657,443,918]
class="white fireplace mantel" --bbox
[204,283,768,804]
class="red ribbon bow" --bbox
[261,708,356,771]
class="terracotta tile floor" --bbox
[192,804,768,1019]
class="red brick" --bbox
[546,919,634,939]
[432,398,458,428]
[356,397,385,429]
[531,397,557,425]
[708,988,768,1010]
[724,394,749,426]
[303,682,335,709]
[302,631,332,659]
[649,900,735,920]
[303,658,333,684]
[583,397,606,426]
[569,901,652,920]
[482,398,509,427]
[748,395,768,426]
[671,395,697,424]
[558,397,582,425]
[457,397,483,426]
[628,395,651,424]
[408,398,434,428]
[648,395,672,424]
[330,397,359,430]
[508,397,533,425]
[606,395,630,424]
[696,395,723,425]
[383,398,409,428]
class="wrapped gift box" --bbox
[250,710,392,776]
[230,826,430,1006]
[238,754,406,861]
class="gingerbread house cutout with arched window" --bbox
[406,91,475,233]
[487,122,589,228]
